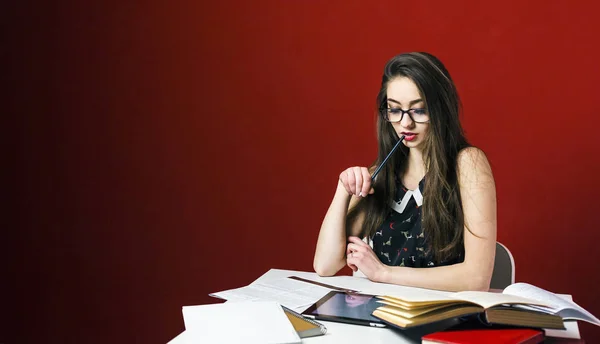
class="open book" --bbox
[502,283,600,325]
[372,282,600,330]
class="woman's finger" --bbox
[349,252,362,260]
[346,243,363,255]
[347,261,358,272]
[353,167,363,197]
[360,167,372,197]
[346,169,356,195]
[338,173,351,195]
[339,170,354,196]
[348,236,369,247]
[346,255,358,271]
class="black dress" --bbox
[371,177,464,268]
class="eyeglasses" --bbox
[380,107,430,123]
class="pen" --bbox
[287,276,359,293]
[370,135,405,182]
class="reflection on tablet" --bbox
[302,291,386,327]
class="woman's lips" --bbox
[403,133,417,141]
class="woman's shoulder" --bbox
[457,146,490,167]
[456,146,494,183]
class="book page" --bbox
[504,283,574,310]
[451,291,555,309]
[503,283,600,325]
[545,295,581,339]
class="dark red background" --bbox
[6,1,600,343]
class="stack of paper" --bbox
[210,277,332,310]
[182,300,301,344]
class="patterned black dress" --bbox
[370,177,464,268]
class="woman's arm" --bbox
[313,167,373,276]
[347,148,497,291]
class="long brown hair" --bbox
[347,52,470,264]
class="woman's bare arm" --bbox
[313,167,373,276]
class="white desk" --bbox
[168,269,580,344]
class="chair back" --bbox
[490,242,515,290]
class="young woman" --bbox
[313,52,497,292]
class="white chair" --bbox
[490,242,515,290]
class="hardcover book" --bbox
[371,283,599,330]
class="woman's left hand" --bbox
[346,236,389,283]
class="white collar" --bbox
[390,186,423,214]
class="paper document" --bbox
[210,277,333,309]
[182,301,301,344]
[209,272,453,311]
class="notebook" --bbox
[182,301,301,344]
[282,305,327,338]
[422,328,544,344]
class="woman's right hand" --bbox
[338,167,375,198]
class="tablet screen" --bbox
[301,291,385,327]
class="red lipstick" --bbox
[402,132,417,141]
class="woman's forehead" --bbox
[386,77,422,105]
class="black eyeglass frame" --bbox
[379,108,430,123]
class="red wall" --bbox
[7,1,600,343]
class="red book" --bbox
[422,328,544,344]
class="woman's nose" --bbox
[400,113,415,128]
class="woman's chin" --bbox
[403,140,423,149]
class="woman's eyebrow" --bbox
[387,98,424,106]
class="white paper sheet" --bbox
[210,277,332,309]
[182,301,301,344]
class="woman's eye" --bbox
[413,109,426,115]
[389,108,401,114]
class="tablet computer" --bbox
[301,291,386,328]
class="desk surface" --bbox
[168,268,581,344]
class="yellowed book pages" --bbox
[372,303,565,330]
[377,295,466,310]
[381,290,554,310]
[376,300,471,318]
[373,304,483,328]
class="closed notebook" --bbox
[282,306,327,338]
[182,301,301,344]
[421,328,544,344]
